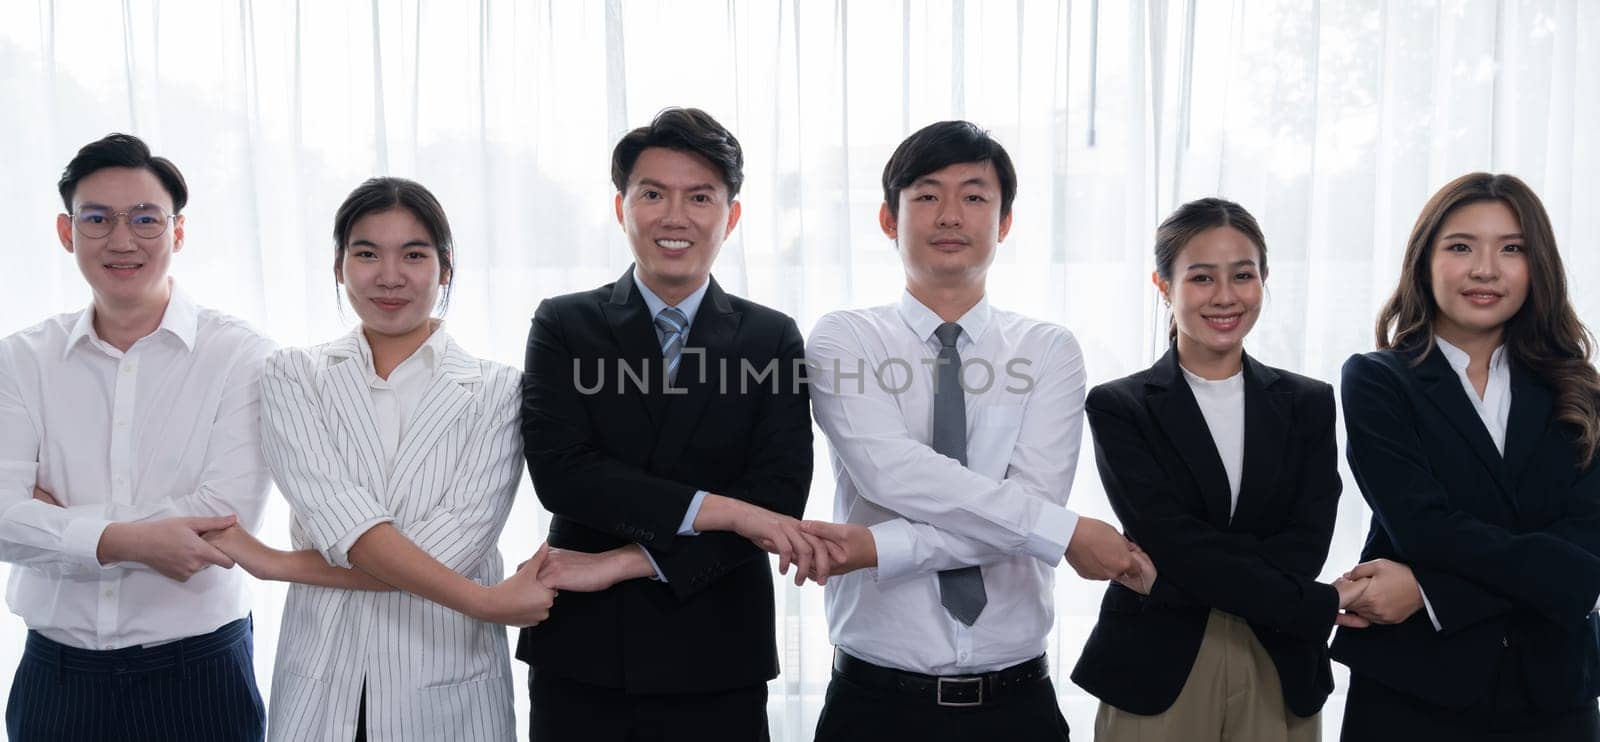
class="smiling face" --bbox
[1156,225,1264,364]
[881,159,1012,294]
[1428,200,1529,349]
[615,147,741,304]
[56,166,183,312]
[336,207,448,344]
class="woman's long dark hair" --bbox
[1376,172,1600,466]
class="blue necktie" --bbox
[655,306,689,385]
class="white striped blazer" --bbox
[260,329,519,742]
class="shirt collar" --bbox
[329,322,450,376]
[896,290,992,348]
[63,279,198,359]
[1435,335,1507,378]
[632,269,710,329]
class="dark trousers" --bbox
[1341,672,1600,742]
[813,670,1071,742]
[528,667,769,742]
[6,617,265,742]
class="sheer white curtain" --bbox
[2,1,1597,739]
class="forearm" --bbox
[347,524,488,616]
[269,548,395,591]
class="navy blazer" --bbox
[1330,344,1600,713]
[1071,348,1341,717]
[516,267,814,694]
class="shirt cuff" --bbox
[867,519,916,583]
[327,516,394,569]
[61,506,114,569]
[677,491,708,536]
[639,544,668,582]
[1025,506,1078,566]
[1418,585,1442,631]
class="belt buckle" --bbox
[936,675,983,707]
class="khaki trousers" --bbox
[1094,609,1320,742]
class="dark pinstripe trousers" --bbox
[5,617,265,742]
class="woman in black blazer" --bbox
[1331,173,1600,741]
[1072,198,1365,741]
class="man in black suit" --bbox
[517,107,818,742]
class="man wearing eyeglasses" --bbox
[0,133,274,740]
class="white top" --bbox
[1435,337,1510,454]
[0,284,275,649]
[1181,365,1246,517]
[262,327,519,741]
[328,326,452,562]
[808,291,1086,675]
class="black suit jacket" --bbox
[1071,348,1341,717]
[1330,345,1600,713]
[515,267,813,694]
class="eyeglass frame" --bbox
[66,203,180,239]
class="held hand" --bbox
[1332,576,1374,628]
[800,521,876,582]
[97,515,239,582]
[1344,559,1424,625]
[203,525,283,581]
[1112,543,1157,595]
[1064,517,1136,581]
[726,500,827,585]
[536,544,653,593]
[32,487,60,507]
[477,548,556,627]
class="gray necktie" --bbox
[655,306,689,385]
[933,321,987,626]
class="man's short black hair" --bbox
[611,107,744,200]
[881,121,1017,218]
[57,133,189,213]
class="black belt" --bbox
[832,650,1049,708]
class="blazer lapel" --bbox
[1229,353,1289,528]
[388,338,480,500]
[647,277,742,475]
[1502,363,1552,494]
[1414,346,1512,497]
[601,266,668,428]
[1144,347,1234,528]
[320,330,389,492]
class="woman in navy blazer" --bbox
[1072,198,1363,741]
[1332,172,1600,741]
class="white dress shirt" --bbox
[262,327,519,741]
[1181,366,1245,517]
[0,284,275,649]
[327,326,452,561]
[808,291,1085,675]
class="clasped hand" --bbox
[1332,558,1424,627]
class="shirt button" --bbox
[104,588,115,598]
[115,419,128,428]
[959,652,969,661]
[121,363,136,374]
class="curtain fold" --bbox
[1,2,1595,738]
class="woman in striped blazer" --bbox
[206,177,552,741]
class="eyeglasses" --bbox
[70,204,177,239]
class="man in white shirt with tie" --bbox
[0,133,274,740]
[802,121,1146,740]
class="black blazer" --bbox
[1330,345,1600,713]
[515,267,813,694]
[1071,348,1341,717]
